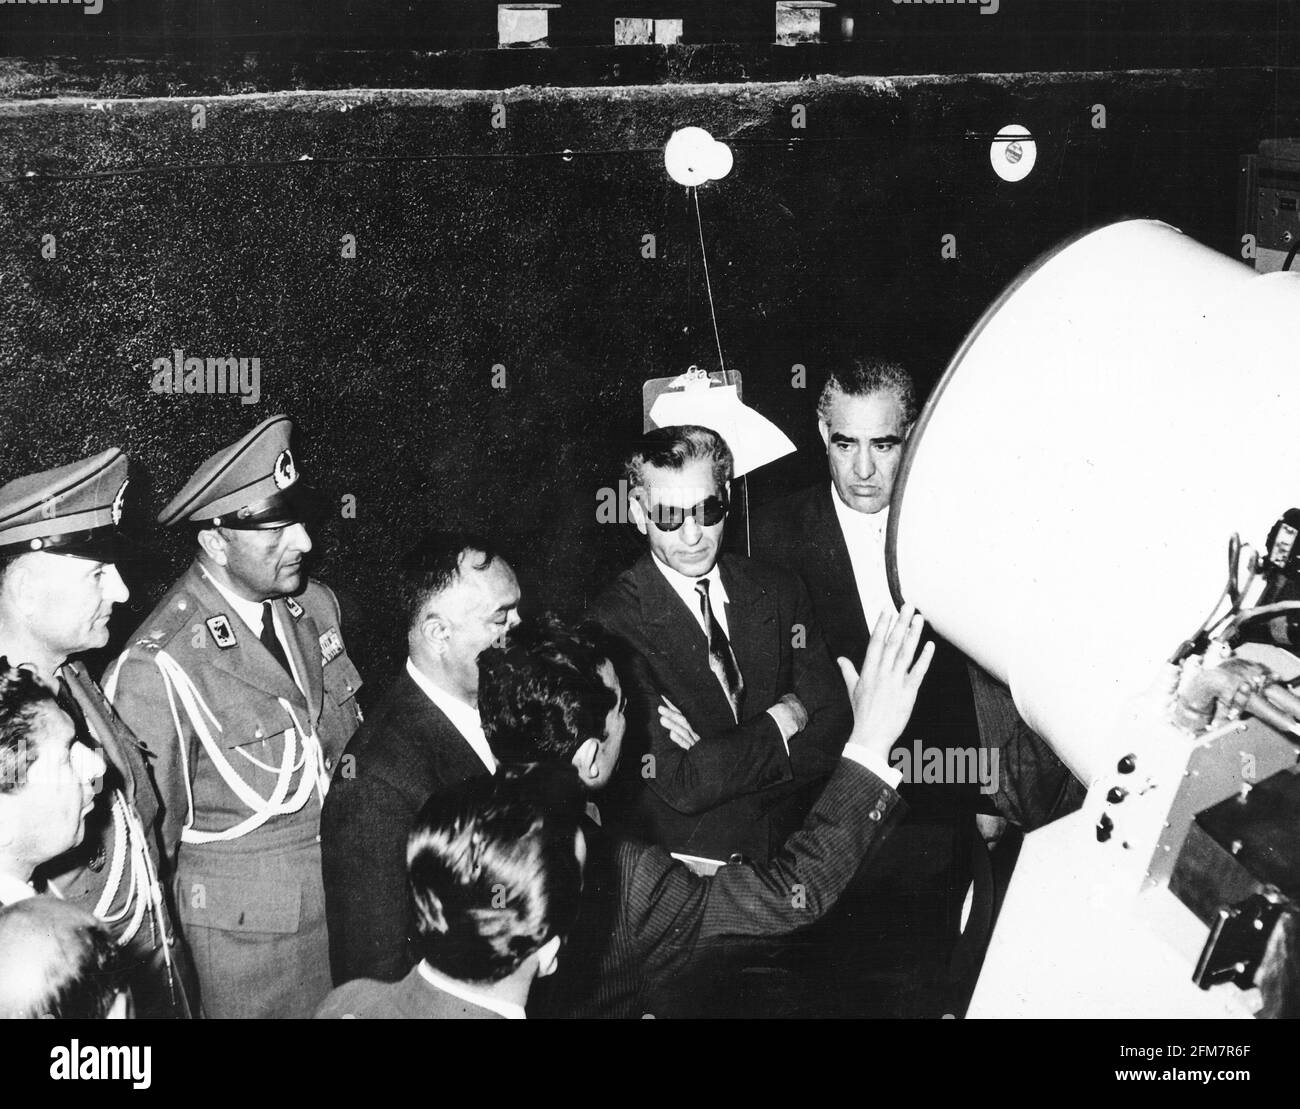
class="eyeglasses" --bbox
[646,494,729,532]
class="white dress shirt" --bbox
[0,872,38,905]
[646,544,901,786]
[201,565,305,695]
[842,740,903,788]
[416,960,525,1019]
[651,550,794,748]
[405,659,496,774]
[650,552,731,638]
[830,487,897,636]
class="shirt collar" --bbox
[416,961,525,1019]
[650,551,728,610]
[405,659,496,774]
[0,872,38,905]
[830,483,890,542]
[200,564,269,635]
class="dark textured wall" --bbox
[1,68,1296,689]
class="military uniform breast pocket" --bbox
[216,705,290,765]
[178,872,303,935]
[322,653,362,709]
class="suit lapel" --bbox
[634,554,710,656]
[813,487,869,643]
[632,554,734,716]
[185,565,310,712]
[394,670,487,782]
[718,555,778,708]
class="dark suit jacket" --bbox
[533,756,905,1018]
[589,551,852,862]
[750,485,979,805]
[314,965,505,1019]
[751,484,1081,829]
[321,668,490,986]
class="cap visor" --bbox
[45,531,127,563]
[220,484,328,530]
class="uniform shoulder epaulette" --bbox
[130,589,202,652]
[300,579,341,623]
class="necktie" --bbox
[260,602,293,677]
[695,578,744,723]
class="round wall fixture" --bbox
[665,127,734,187]
[989,123,1036,182]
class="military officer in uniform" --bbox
[0,448,192,1017]
[105,415,364,1019]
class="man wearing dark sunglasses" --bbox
[590,424,852,866]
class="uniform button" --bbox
[316,834,322,843]
[177,600,187,611]
[255,728,264,739]
[345,683,353,692]
[868,810,881,822]
[324,757,333,771]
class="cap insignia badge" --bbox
[273,449,298,490]
[111,479,129,526]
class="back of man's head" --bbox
[477,615,616,765]
[398,530,499,634]
[817,358,918,426]
[406,768,585,985]
[623,424,734,495]
[0,897,125,1019]
[0,658,58,797]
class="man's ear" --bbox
[569,736,603,782]
[418,611,451,656]
[818,419,830,448]
[536,934,563,978]
[3,559,34,615]
[196,528,228,566]
[627,491,649,538]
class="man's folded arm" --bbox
[617,642,792,816]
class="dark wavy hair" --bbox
[406,768,585,984]
[0,657,58,795]
[477,614,617,765]
[817,357,917,427]
[623,424,733,496]
[397,531,500,633]
[0,898,123,1019]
